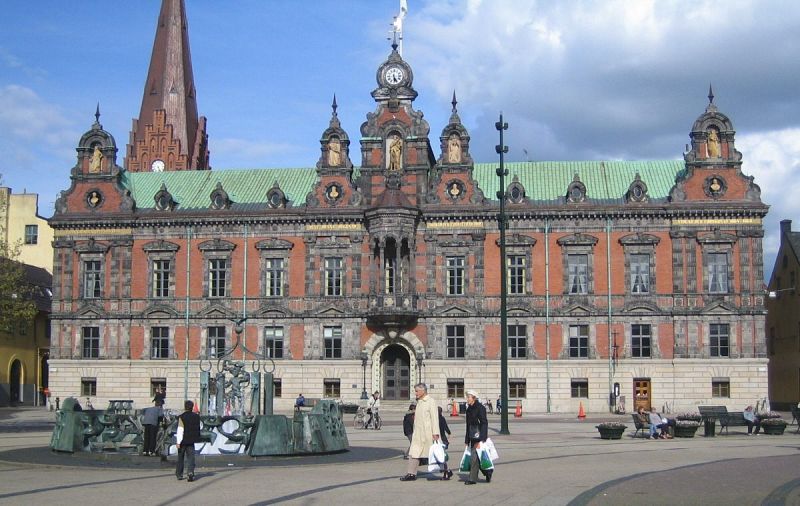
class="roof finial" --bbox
[391,30,398,52]
[451,90,458,113]
[708,83,714,105]
[94,102,101,123]
[331,94,338,117]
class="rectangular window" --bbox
[707,253,729,293]
[83,260,102,298]
[446,325,465,358]
[265,326,284,359]
[82,326,100,359]
[207,326,226,359]
[323,326,342,359]
[630,254,650,294]
[209,258,228,297]
[81,377,97,397]
[631,324,651,358]
[711,378,730,398]
[325,257,343,296]
[709,323,730,357]
[265,258,284,297]
[509,379,527,398]
[323,379,341,398]
[385,256,395,295]
[571,379,589,398]
[447,379,465,399]
[508,255,526,295]
[150,326,170,359]
[24,224,38,245]
[446,256,465,295]
[508,324,527,359]
[569,324,589,358]
[273,379,282,398]
[152,259,171,298]
[567,254,588,294]
[150,378,167,399]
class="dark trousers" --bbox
[143,424,158,454]
[746,419,761,434]
[176,444,195,477]
[468,441,481,482]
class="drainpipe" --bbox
[606,217,613,413]
[184,226,192,401]
[242,224,248,358]
[544,218,551,413]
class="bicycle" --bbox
[353,406,366,429]
[364,408,382,430]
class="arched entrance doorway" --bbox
[381,345,410,400]
[9,360,22,404]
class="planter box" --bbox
[597,426,626,440]
[674,425,699,438]
[762,423,787,435]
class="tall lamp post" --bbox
[360,351,369,400]
[496,113,510,436]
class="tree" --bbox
[0,176,37,333]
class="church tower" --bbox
[125,0,209,172]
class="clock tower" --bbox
[359,41,434,206]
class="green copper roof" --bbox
[122,160,685,210]
[472,160,685,202]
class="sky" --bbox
[1,0,799,281]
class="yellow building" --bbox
[0,187,54,273]
[0,263,51,406]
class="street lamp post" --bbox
[496,113,510,436]
[360,351,369,400]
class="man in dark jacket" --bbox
[141,399,163,456]
[402,403,415,458]
[176,400,201,482]
[464,390,490,485]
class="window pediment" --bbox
[254,238,294,251]
[619,233,660,246]
[198,239,236,252]
[557,233,598,247]
[496,234,537,248]
[142,239,180,252]
[697,230,737,245]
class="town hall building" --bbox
[47,0,769,413]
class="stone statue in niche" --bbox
[707,128,721,158]
[328,137,341,166]
[447,134,461,163]
[89,146,103,173]
[388,135,403,171]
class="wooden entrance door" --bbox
[633,379,651,412]
[381,345,410,400]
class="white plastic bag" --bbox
[427,441,447,472]
[484,437,499,462]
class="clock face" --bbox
[151,159,165,172]
[384,66,405,86]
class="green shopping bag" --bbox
[479,447,494,471]
[459,447,471,472]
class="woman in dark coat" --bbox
[437,406,453,480]
[464,390,491,485]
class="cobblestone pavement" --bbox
[0,408,798,505]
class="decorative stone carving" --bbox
[89,146,103,173]
[566,174,587,203]
[154,183,175,211]
[387,135,403,171]
[704,175,727,199]
[447,134,461,164]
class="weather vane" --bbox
[388,0,408,56]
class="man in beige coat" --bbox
[400,383,440,481]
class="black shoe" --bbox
[441,470,453,481]
[187,474,195,482]
[465,480,476,485]
[485,470,493,483]
[400,474,417,482]
[176,475,184,481]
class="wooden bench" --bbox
[631,414,651,438]
[718,411,749,434]
[295,397,320,411]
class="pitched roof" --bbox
[122,160,685,210]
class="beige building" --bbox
[766,219,800,410]
[0,187,54,274]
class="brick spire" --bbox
[125,0,209,171]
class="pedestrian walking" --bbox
[176,400,201,482]
[464,390,491,485]
[141,399,163,456]
[400,383,440,481]
[437,406,453,480]
[402,403,415,459]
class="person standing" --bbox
[176,400,201,482]
[402,403,415,459]
[464,390,491,485]
[295,393,305,412]
[400,383,440,481]
[141,399,163,456]
[437,406,453,480]
[365,391,381,428]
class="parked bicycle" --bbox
[353,406,382,429]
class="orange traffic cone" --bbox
[450,400,458,417]
[514,401,522,418]
[577,401,586,420]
